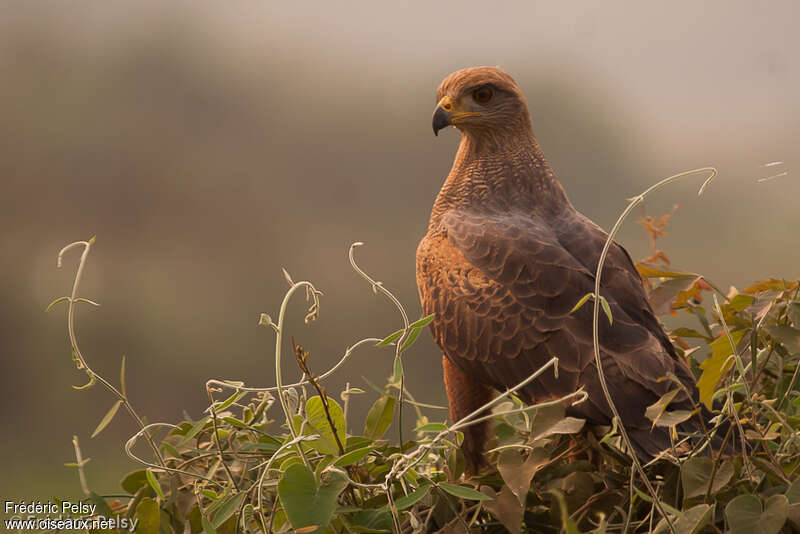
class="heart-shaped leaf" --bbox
[681,457,734,499]
[278,464,348,530]
[725,494,788,534]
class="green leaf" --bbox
[787,480,800,504]
[437,482,491,501]
[120,355,127,397]
[364,396,395,439]
[726,494,788,534]
[547,489,580,534]
[215,390,247,412]
[351,509,393,532]
[393,484,431,510]
[376,329,403,347]
[570,293,593,314]
[334,445,375,467]
[696,329,746,408]
[653,503,712,534]
[681,457,734,499]
[599,295,613,325]
[304,396,346,455]
[636,263,697,279]
[45,296,70,312]
[530,404,585,440]
[91,400,122,438]
[222,416,248,428]
[213,491,246,528]
[201,515,218,534]
[88,491,114,518]
[765,324,800,355]
[145,468,165,499]
[135,497,160,534]
[120,470,150,494]
[391,354,404,384]
[414,422,448,433]
[497,448,550,506]
[277,464,348,530]
[409,313,435,328]
[177,416,210,447]
[399,327,422,352]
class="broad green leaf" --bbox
[497,448,549,506]
[364,396,395,439]
[696,329,746,408]
[304,396,346,455]
[135,497,160,534]
[786,480,800,504]
[120,470,149,494]
[393,484,431,510]
[213,491,246,528]
[277,464,348,530]
[201,515,217,534]
[88,491,114,518]
[742,278,790,294]
[636,263,697,279]
[530,403,585,440]
[765,324,800,355]
[351,509,393,532]
[681,457,734,499]
[333,445,375,467]
[727,293,755,312]
[91,400,122,438]
[726,494,788,534]
[671,327,708,339]
[482,485,524,534]
[645,389,680,427]
[653,503,712,534]
[438,482,491,501]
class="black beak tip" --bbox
[432,106,450,137]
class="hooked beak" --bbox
[432,106,450,136]
[432,95,481,136]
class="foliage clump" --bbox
[53,201,800,533]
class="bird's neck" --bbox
[429,128,571,231]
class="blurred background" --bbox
[1,1,797,499]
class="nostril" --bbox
[443,103,452,111]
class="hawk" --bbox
[416,66,717,471]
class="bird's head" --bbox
[432,66,531,138]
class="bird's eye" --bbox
[473,87,493,104]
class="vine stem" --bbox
[271,277,321,469]
[348,243,410,453]
[57,238,165,469]
[590,167,717,534]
